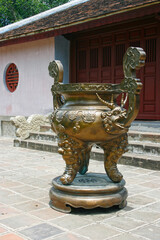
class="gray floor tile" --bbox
[50,214,92,230]
[107,232,149,240]
[143,189,160,200]
[13,200,47,212]
[20,223,64,240]
[0,214,41,229]
[131,224,160,240]
[103,215,145,231]
[142,201,160,213]
[47,232,89,240]
[123,208,160,223]
[73,223,122,240]
[127,194,157,206]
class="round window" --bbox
[5,63,19,92]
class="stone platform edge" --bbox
[13,138,160,171]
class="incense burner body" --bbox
[49,47,146,185]
[52,92,127,142]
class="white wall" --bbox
[0,37,55,116]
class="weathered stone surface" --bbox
[11,114,50,139]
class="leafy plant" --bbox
[0,0,69,27]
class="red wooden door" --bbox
[71,23,160,120]
[139,37,157,119]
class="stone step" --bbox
[130,121,160,133]
[28,130,160,144]
[27,131,160,157]
[16,137,160,157]
[91,148,160,170]
[119,153,160,171]
[29,131,57,142]
[14,138,58,152]
[13,138,160,171]
[128,131,160,143]
[128,141,160,156]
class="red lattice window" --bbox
[5,63,19,92]
[145,38,156,62]
[90,48,98,68]
[102,46,111,67]
[115,44,125,66]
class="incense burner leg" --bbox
[58,135,90,185]
[101,134,128,183]
[79,145,92,175]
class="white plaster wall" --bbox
[0,37,55,116]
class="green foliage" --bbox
[44,0,69,8]
[0,0,69,27]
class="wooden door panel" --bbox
[144,76,156,102]
[143,104,155,112]
[77,72,88,82]
[144,64,156,74]
[101,68,112,83]
[72,23,160,119]
[89,70,99,82]
[114,67,123,83]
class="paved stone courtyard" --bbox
[0,137,160,240]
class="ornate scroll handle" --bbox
[120,47,146,127]
[123,47,146,78]
[48,60,63,84]
[48,60,64,110]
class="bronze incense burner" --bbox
[49,47,146,212]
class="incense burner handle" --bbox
[48,60,64,110]
[120,47,146,127]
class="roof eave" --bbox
[0,1,159,43]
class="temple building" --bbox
[0,0,160,120]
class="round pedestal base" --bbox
[49,173,128,213]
